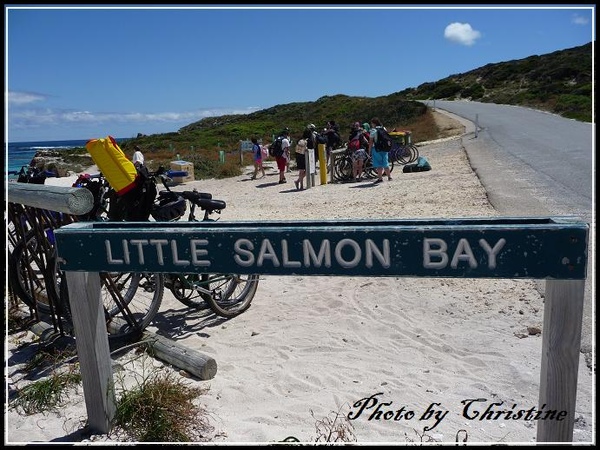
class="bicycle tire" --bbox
[167,273,210,309]
[9,232,52,310]
[100,271,164,334]
[365,154,394,177]
[46,254,164,343]
[202,273,260,318]
[408,144,420,164]
[334,155,353,182]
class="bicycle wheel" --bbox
[334,155,353,182]
[391,144,405,164]
[364,157,377,179]
[407,144,420,164]
[47,255,164,343]
[9,232,52,310]
[388,143,402,164]
[100,271,164,333]
[201,273,260,318]
[167,273,210,309]
[364,154,394,178]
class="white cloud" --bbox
[8,99,261,134]
[7,89,262,139]
[7,91,47,105]
[571,14,589,25]
[444,22,482,46]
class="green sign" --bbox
[54,217,588,279]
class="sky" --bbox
[4,4,595,143]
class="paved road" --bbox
[423,100,593,223]
[422,100,595,362]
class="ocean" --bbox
[6,138,124,180]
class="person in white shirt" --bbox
[276,130,290,184]
[132,145,145,168]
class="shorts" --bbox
[371,149,390,168]
[295,153,306,170]
[276,155,287,172]
[352,149,367,162]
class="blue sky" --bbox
[5,4,595,142]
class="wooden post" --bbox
[8,183,94,216]
[141,331,217,380]
[537,279,585,442]
[65,271,116,434]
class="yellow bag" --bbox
[85,136,138,195]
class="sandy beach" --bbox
[6,127,594,444]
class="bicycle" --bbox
[58,167,259,321]
[332,147,395,183]
[8,172,165,344]
[388,131,419,165]
[151,169,260,318]
[9,165,259,347]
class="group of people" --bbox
[346,118,392,183]
[249,116,392,188]
[250,129,290,184]
[250,123,319,190]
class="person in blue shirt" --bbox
[250,137,266,180]
[368,118,392,184]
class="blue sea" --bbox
[6,138,124,180]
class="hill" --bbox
[125,42,591,153]
[53,42,593,179]
[402,42,592,123]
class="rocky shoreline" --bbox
[26,149,95,178]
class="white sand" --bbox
[6,137,594,444]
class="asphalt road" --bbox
[423,100,595,363]
[423,100,593,223]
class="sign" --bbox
[240,139,254,152]
[54,217,588,279]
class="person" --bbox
[276,130,291,184]
[348,122,368,182]
[280,127,292,173]
[250,137,265,180]
[302,123,318,151]
[368,117,392,184]
[132,145,145,168]
[294,137,307,190]
[301,123,317,172]
[323,120,340,167]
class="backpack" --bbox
[348,130,368,152]
[376,127,393,152]
[108,165,157,221]
[261,145,269,160]
[305,130,317,149]
[403,156,432,173]
[295,139,307,155]
[269,136,284,157]
[328,128,341,148]
[348,138,361,152]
